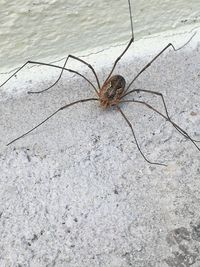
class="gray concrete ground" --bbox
[0,29,200,266]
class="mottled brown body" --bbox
[99,75,126,108]
[3,0,199,166]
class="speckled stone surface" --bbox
[0,30,200,266]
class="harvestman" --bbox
[1,0,200,166]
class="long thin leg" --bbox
[125,33,196,94]
[128,0,134,41]
[6,98,98,146]
[69,55,101,90]
[105,38,134,82]
[0,60,98,95]
[116,105,167,166]
[121,99,200,151]
[123,88,170,115]
[29,54,101,93]
[105,0,135,82]
[122,88,199,141]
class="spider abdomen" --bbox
[99,75,126,108]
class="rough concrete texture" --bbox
[0,29,200,266]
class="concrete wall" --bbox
[1,1,200,266]
[0,0,200,72]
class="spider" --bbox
[1,0,199,166]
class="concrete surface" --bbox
[0,28,200,266]
[1,0,200,71]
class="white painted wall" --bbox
[0,0,200,72]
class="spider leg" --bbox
[125,32,196,94]
[69,55,101,90]
[0,61,98,95]
[121,99,200,151]
[105,0,135,82]
[105,38,134,82]
[128,0,134,41]
[6,98,98,146]
[116,105,167,166]
[29,55,101,94]
[122,89,200,142]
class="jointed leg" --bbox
[123,88,170,116]
[0,60,98,95]
[128,0,134,41]
[121,99,200,151]
[117,105,167,166]
[6,98,98,146]
[68,55,101,90]
[29,55,101,93]
[125,35,195,94]
[105,37,134,82]
[122,88,199,141]
[104,0,134,82]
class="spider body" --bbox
[99,75,126,108]
[1,0,199,166]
